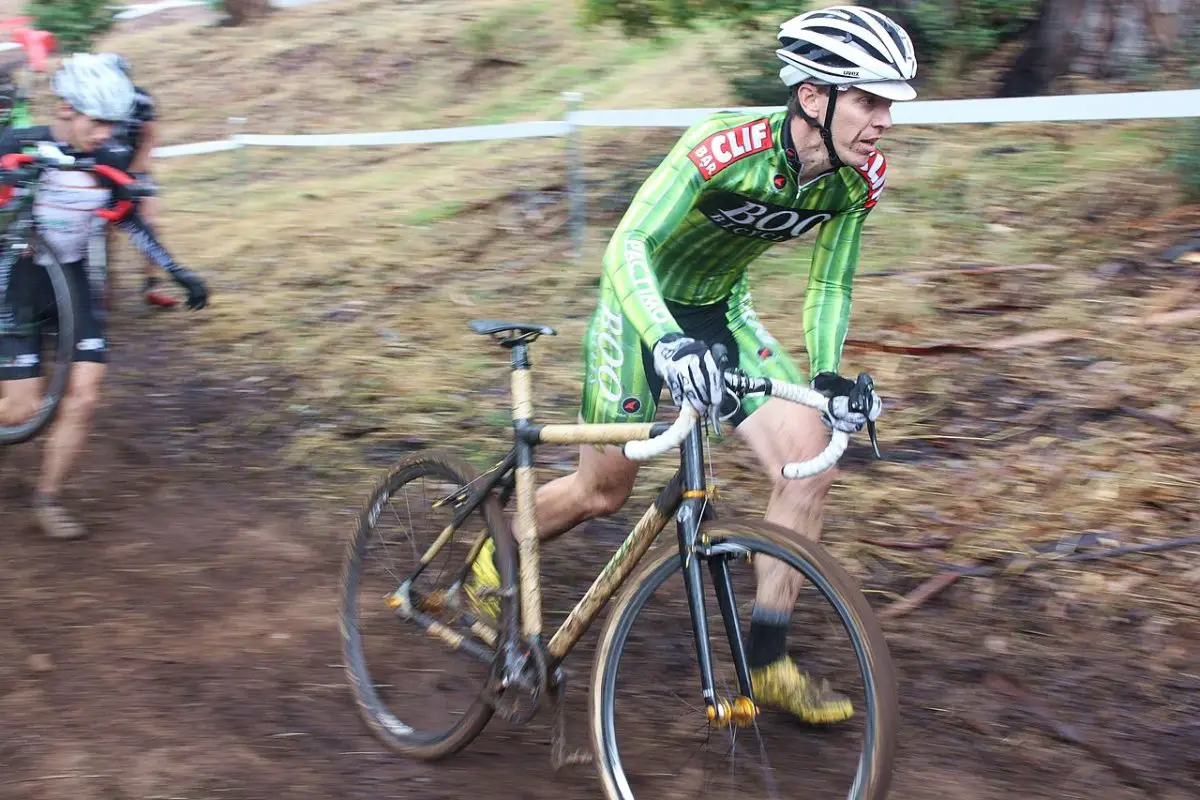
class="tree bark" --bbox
[222,0,273,26]
[1000,0,1197,96]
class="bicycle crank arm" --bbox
[550,669,594,772]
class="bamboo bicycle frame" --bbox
[407,330,751,712]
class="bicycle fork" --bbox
[676,423,758,728]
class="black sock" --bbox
[144,275,159,292]
[746,606,790,669]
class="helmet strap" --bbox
[794,84,843,172]
[819,87,843,171]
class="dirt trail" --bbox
[2,303,1198,800]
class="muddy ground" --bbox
[2,277,1198,800]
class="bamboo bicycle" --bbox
[340,320,899,800]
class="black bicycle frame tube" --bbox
[403,446,517,589]
[709,556,753,698]
[676,420,722,713]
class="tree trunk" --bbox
[222,0,273,26]
[1000,0,1197,96]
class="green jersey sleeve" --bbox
[602,118,729,347]
[802,205,866,376]
[802,149,887,377]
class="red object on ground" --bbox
[145,290,181,309]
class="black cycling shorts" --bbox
[0,257,107,380]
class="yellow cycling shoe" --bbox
[466,537,501,624]
[750,657,854,725]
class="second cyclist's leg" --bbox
[0,376,43,426]
[34,262,109,540]
[727,289,851,723]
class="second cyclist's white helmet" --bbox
[51,52,136,122]
[776,5,918,101]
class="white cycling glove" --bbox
[652,334,724,422]
[811,372,882,433]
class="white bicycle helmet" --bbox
[775,6,916,170]
[776,5,917,100]
[51,52,136,123]
[99,52,134,78]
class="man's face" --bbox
[829,87,894,167]
[63,108,115,152]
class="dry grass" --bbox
[68,0,1200,613]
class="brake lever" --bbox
[866,419,881,460]
[708,343,732,437]
[851,372,883,460]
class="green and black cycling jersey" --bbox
[580,108,887,424]
[603,107,885,376]
[0,126,180,275]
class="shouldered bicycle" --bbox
[0,140,152,445]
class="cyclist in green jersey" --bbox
[473,5,917,723]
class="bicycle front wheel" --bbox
[0,234,75,445]
[590,520,898,800]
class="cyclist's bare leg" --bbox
[0,378,44,426]
[38,362,105,497]
[733,396,852,721]
[735,396,837,612]
[533,428,641,541]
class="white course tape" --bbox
[231,120,572,148]
[113,0,207,21]
[569,89,1200,128]
[141,89,1200,159]
[112,0,324,19]
[152,139,243,158]
[893,89,1200,124]
[568,106,781,128]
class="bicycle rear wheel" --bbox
[0,233,75,446]
[339,452,518,760]
[590,519,898,800]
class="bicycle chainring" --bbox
[482,637,548,724]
